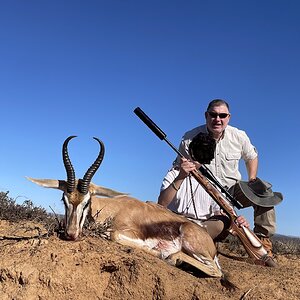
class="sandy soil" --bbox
[0,220,299,300]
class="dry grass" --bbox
[272,235,300,255]
[0,191,62,237]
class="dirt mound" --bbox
[0,220,299,300]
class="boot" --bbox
[259,236,277,267]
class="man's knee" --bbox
[203,215,230,240]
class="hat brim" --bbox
[238,181,283,207]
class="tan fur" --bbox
[89,195,222,277]
[27,177,222,277]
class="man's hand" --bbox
[235,215,250,228]
[177,157,201,179]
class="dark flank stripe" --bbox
[139,221,183,241]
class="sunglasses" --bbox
[207,111,230,119]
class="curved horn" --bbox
[62,136,77,193]
[78,137,105,194]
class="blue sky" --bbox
[0,0,299,237]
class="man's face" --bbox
[205,104,231,137]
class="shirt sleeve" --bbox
[160,169,177,192]
[239,130,258,161]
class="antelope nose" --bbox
[65,230,79,241]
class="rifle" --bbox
[134,106,272,266]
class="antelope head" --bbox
[27,136,124,240]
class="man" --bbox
[171,98,282,263]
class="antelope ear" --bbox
[89,182,127,198]
[26,177,68,192]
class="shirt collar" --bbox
[206,126,226,142]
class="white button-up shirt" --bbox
[176,125,258,188]
[160,168,220,222]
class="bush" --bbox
[272,236,300,256]
[0,191,49,222]
[0,191,63,236]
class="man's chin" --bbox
[211,127,223,134]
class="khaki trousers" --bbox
[252,205,276,237]
[202,215,231,241]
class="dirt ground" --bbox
[0,220,299,300]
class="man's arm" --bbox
[158,158,197,207]
[246,157,258,181]
[158,176,184,207]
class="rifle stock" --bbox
[134,107,270,266]
[190,169,268,264]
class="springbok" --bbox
[27,136,223,278]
